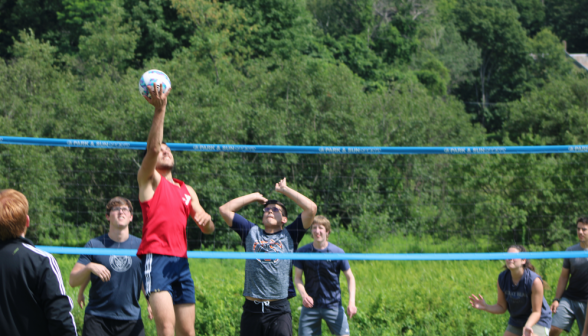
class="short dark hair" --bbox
[141,142,168,160]
[264,200,288,217]
[106,197,133,215]
[578,217,588,226]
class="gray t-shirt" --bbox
[562,243,588,302]
[231,213,306,300]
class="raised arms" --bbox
[274,178,317,229]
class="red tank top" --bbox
[137,177,191,258]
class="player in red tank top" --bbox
[137,83,215,336]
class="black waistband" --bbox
[243,298,290,313]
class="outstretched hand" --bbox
[469,294,487,311]
[275,178,288,194]
[144,83,171,110]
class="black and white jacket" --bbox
[0,236,78,336]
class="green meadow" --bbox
[54,233,580,335]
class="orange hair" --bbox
[0,189,29,240]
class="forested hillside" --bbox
[1,0,588,251]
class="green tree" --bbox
[453,0,531,131]
[527,28,573,87]
[545,0,588,53]
[73,2,140,77]
[228,0,315,59]
[511,0,545,35]
[57,0,112,53]
[0,0,64,57]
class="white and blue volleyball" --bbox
[138,69,171,98]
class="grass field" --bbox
[54,233,580,335]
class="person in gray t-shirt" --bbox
[552,217,588,336]
[219,178,317,336]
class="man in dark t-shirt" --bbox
[552,217,588,336]
[294,216,357,336]
[219,178,317,336]
[69,197,151,336]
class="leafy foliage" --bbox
[0,0,585,258]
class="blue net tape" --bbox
[3,135,588,155]
[37,246,588,261]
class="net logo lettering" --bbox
[66,140,130,148]
[444,147,507,154]
[319,147,382,154]
[93,141,130,148]
[67,140,91,146]
[444,147,467,154]
[569,146,588,152]
[192,145,256,152]
[193,145,217,151]
[253,239,284,264]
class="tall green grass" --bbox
[54,233,579,335]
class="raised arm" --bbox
[219,193,267,227]
[186,185,215,234]
[137,84,170,190]
[294,267,314,308]
[274,178,317,229]
[343,268,357,319]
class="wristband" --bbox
[553,298,560,303]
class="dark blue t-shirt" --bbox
[293,243,350,309]
[232,214,307,298]
[78,234,143,320]
[498,268,552,329]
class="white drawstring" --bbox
[254,300,270,313]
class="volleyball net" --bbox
[2,135,588,260]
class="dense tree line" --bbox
[0,0,587,251]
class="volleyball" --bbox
[138,69,171,98]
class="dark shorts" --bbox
[299,306,350,335]
[240,299,292,336]
[140,253,195,305]
[552,297,587,332]
[83,314,145,336]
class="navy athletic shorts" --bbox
[140,253,195,305]
[83,314,145,336]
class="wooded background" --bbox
[1,0,588,252]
